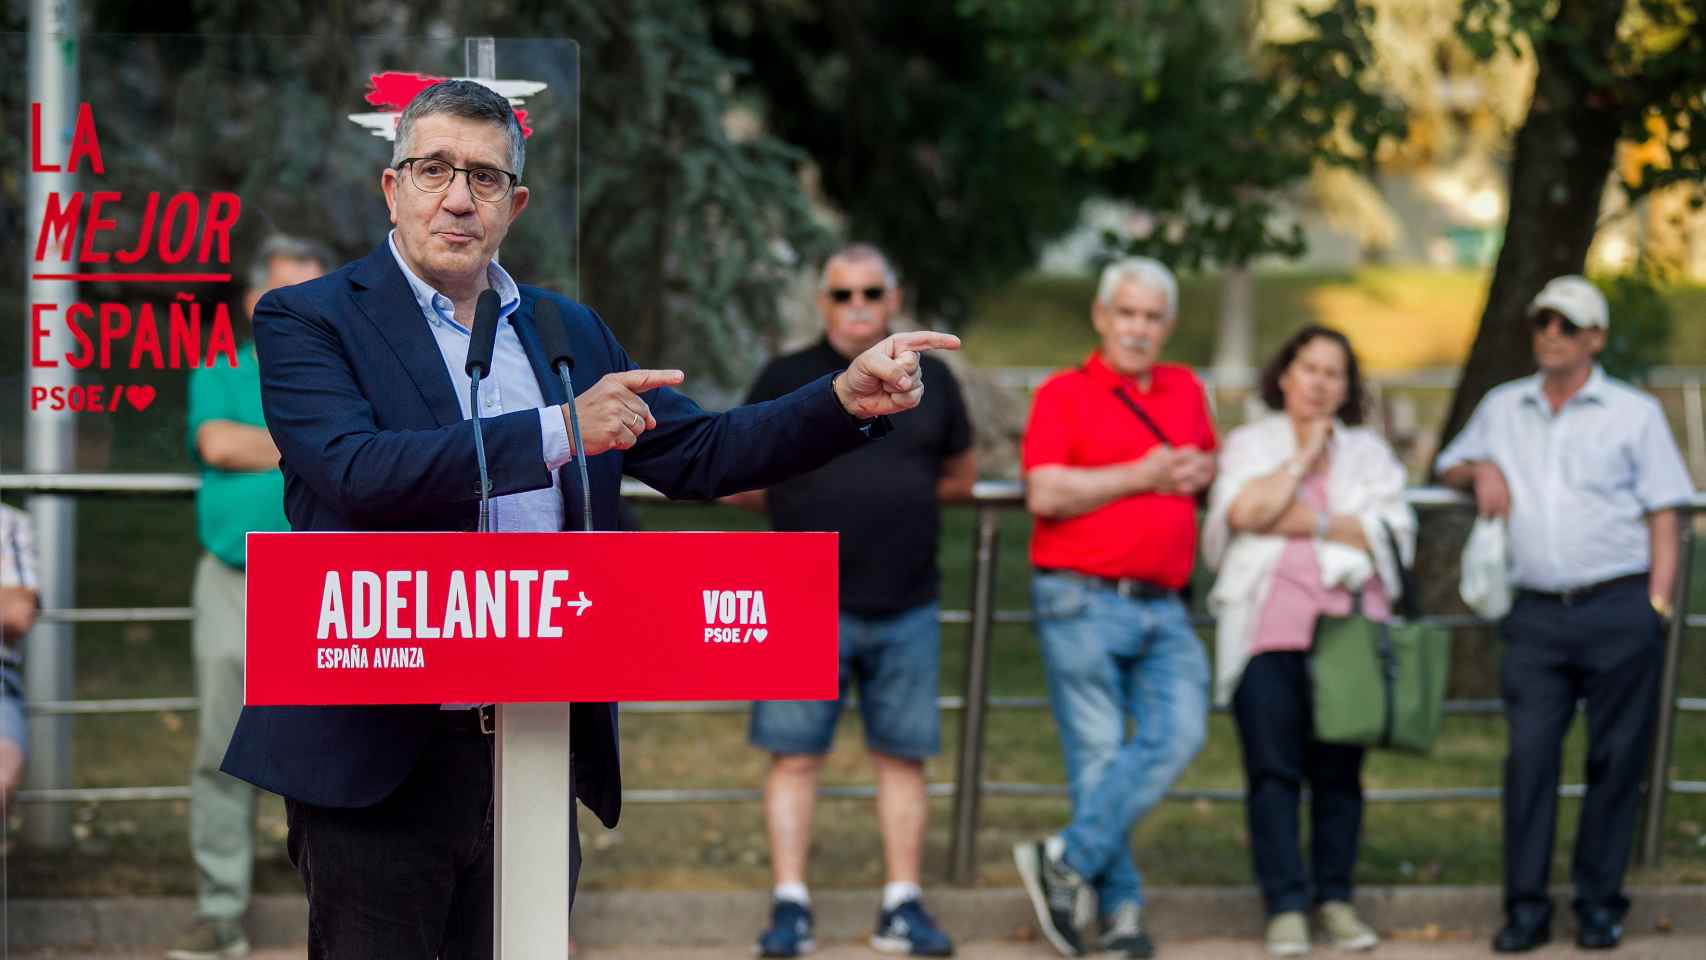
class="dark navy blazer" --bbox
[221,243,881,830]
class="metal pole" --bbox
[1640,516,1695,867]
[493,702,572,958]
[21,0,80,850]
[948,507,1000,885]
[1685,380,1706,479]
[466,36,496,82]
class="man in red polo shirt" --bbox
[1013,256,1215,959]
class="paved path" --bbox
[590,937,1706,959]
[17,936,1706,958]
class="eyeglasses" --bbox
[828,286,887,304]
[1531,310,1583,337]
[396,157,518,203]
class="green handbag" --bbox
[1309,523,1450,753]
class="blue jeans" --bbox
[749,602,942,759]
[1033,572,1209,913]
[0,662,25,755]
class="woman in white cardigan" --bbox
[1201,325,1416,957]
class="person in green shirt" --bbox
[169,235,333,960]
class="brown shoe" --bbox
[164,917,250,960]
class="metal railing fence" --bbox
[987,365,1706,481]
[0,473,1699,879]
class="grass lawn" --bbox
[6,264,1706,898]
[11,499,1706,899]
[963,268,1706,373]
[1664,284,1706,363]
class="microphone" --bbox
[466,289,502,379]
[467,289,502,532]
[535,299,595,533]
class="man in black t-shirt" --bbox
[730,244,975,958]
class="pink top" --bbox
[1250,472,1390,655]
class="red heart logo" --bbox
[127,385,157,412]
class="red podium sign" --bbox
[244,531,838,705]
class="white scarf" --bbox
[1201,414,1417,704]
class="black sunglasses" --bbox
[1531,311,1582,337]
[828,286,887,304]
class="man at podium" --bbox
[219,79,959,959]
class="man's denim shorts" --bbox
[0,663,26,756]
[749,602,941,760]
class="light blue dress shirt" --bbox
[1435,366,1694,592]
[387,231,573,536]
[387,235,578,712]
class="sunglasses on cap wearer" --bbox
[828,286,888,304]
[1531,310,1583,337]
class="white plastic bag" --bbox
[1460,515,1513,620]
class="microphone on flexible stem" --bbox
[534,299,595,533]
[465,289,502,533]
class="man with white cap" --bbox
[1435,275,1693,953]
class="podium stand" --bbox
[495,702,573,957]
[245,530,837,957]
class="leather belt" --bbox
[1036,567,1175,601]
[436,704,496,736]
[1518,573,1647,607]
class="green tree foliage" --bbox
[1597,272,1675,384]
[1459,0,1706,208]
[1456,0,1706,210]
[962,0,1406,271]
[711,0,1409,332]
[708,1,1092,327]
[1438,0,1706,446]
[19,0,828,389]
[550,4,832,382]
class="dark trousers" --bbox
[1500,579,1663,925]
[284,721,582,959]
[1233,651,1366,916]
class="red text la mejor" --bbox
[31,102,241,371]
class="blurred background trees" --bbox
[11,0,831,395]
[1439,0,1706,445]
[4,0,1704,419]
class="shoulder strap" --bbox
[1379,520,1421,621]
[1111,386,1172,447]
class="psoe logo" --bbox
[349,72,547,141]
[703,589,768,645]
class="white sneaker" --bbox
[1318,901,1378,951]
[1266,911,1310,957]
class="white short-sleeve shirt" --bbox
[1435,366,1694,592]
[0,505,36,592]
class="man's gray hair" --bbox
[1095,256,1178,321]
[247,234,336,293]
[819,243,899,291]
[391,79,526,180]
